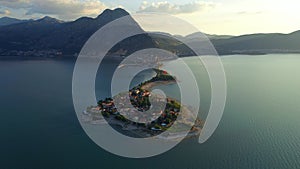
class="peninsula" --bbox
[82,69,203,139]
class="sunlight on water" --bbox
[0,54,300,168]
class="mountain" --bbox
[0,8,194,58]
[0,17,29,26]
[186,32,234,40]
[211,31,300,55]
[0,16,64,52]
[150,30,300,56]
[0,8,158,58]
[0,8,300,58]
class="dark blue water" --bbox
[1,55,300,169]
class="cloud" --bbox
[0,0,31,9]
[137,1,216,14]
[26,0,108,19]
[0,9,11,15]
[0,0,109,20]
[236,11,263,15]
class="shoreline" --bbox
[82,114,202,140]
[82,69,202,140]
[140,80,176,90]
[2,52,300,61]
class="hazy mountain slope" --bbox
[0,17,29,26]
[212,31,300,54]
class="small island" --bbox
[82,69,203,139]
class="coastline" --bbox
[2,52,300,61]
[82,69,202,140]
[82,112,203,140]
[140,80,176,90]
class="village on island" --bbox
[82,69,203,139]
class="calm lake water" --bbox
[1,54,300,169]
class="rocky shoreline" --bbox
[81,69,203,140]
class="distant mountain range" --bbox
[0,8,300,58]
[0,17,32,26]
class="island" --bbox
[81,69,203,140]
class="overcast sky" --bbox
[0,0,300,35]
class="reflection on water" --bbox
[0,54,300,168]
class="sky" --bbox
[0,0,300,35]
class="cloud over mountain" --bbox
[0,0,111,19]
[0,9,11,15]
[0,0,31,8]
[137,1,216,14]
[26,0,108,19]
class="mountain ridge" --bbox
[0,17,31,26]
[0,8,300,58]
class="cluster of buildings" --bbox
[129,87,151,111]
[93,89,181,132]
[85,69,182,132]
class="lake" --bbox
[1,54,300,169]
